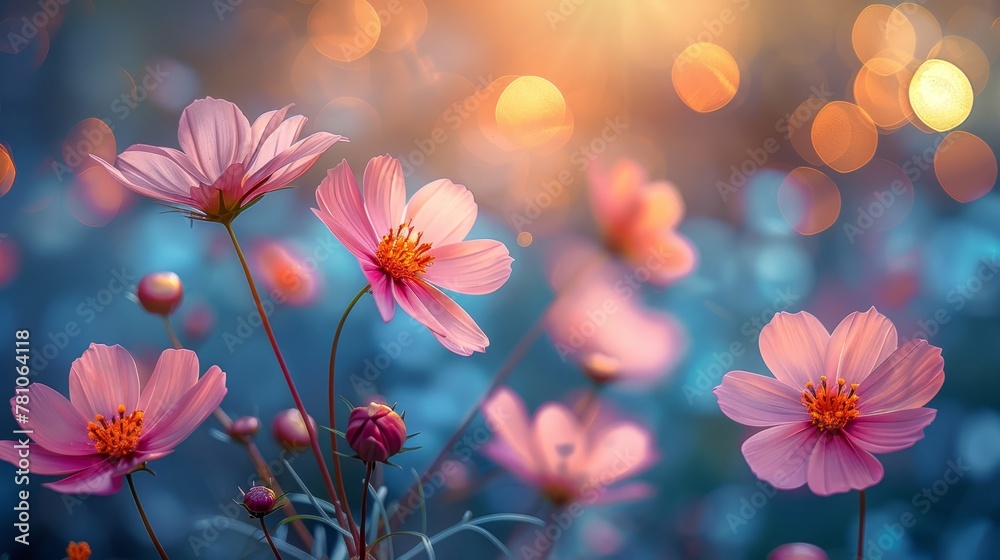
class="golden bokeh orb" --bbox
[811,101,879,173]
[495,76,567,149]
[0,146,14,198]
[671,42,740,113]
[908,59,973,132]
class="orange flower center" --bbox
[67,541,91,560]
[801,376,860,431]
[376,222,434,280]
[87,404,144,459]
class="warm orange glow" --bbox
[853,65,911,130]
[788,98,828,166]
[308,0,381,62]
[255,241,318,306]
[908,59,973,132]
[811,101,878,173]
[371,0,427,52]
[778,167,842,235]
[495,76,567,149]
[896,2,941,58]
[852,4,917,75]
[928,36,990,95]
[671,43,740,113]
[802,377,860,431]
[516,232,533,247]
[934,131,997,203]
[0,146,14,198]
[63,118,117,173]
[69,167,126,228]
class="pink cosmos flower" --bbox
[93,97,345,222]
[714,308,944,496]
[314,154,513,355]
[587,158,697,285]
[0,344,226,495]
[482,387,654,506]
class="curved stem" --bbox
[161,316,182,349]
[223,221,355,556]
[260,517,284,560]
[327,284,372,540]
[857,489,867,560]
[359,462,375,560]
[126,473,169,560]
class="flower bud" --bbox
[768,543,828,560]
[579,352,621,385]
[136,272,184,316]
[346,402,407,463]
[271,409,317,451]
[228,416,260,442]
[243,485,277,516]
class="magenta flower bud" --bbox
[136,272,184,316]
[346,402,407,463]
[243,485,276,516]
[271,409,317,451]
[228,416,260,442]
[768,543,828,560]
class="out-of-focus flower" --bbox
[714,308,944,496]
[227,415,260,443]
[241,485,278,518]
[768,542,828,559]
[271,409,317,451]
[93,97,346,223]
[0,344,226,495]
[587,158,696,286]
[136,271,183,316]
[483,387,654,507]
[66,541,91,560]
[313,154,513,355]
[345,402,407,463]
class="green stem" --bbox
[858,489,867,560]
[161,316,182,349]
[260,517,284,560]
[126,474,169,560]
[327,284,372,541]
[359,462,375,560]
[223,221,355,556]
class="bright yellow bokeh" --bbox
[908,59,973,132]
[671,43,739,113]
[495,76,567,149]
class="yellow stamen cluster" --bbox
[376,222,434,280]
[802,376,860,431]
[87,404,143,459]
[66,541,91,560]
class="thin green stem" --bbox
[224,221,356,556]
[327,284,372,540]
[161,316,182,349]
[126,473,169,560]
[359,462,375,560]
[260,517,284,560]
[858,489,867,560]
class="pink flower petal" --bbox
[141,366,226,453]
[363,155,406,237]
[532,402,587,477]
[247,104,293,163]
[483,387,538,475]
[629,182,685,235]
[591,482,654,505]
[583,423,653,486]
[631,231,697,286]
[177,97,252,180]
[760,311,830,390]
[136,348,200,427]
[714,370,809,427]
[0,441,101,475]
[806,431,883,496]
[397,280,489,355]
[404,179,477,246]
[11,384,92,455]
[424,240,513,295]
[482,440,541,486]
[244,131,344,194]
[587,158,644,229]
[740,423,817,489]
[94,146,203,206]
[43,459,123,496]
[363,263,396,322]
[846,408,936,454]
[246,114,305,176]
[69,343,141,420]
[824,307,898,386]
[314,161,378,260]
[857,340,944,415]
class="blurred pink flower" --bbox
[93,97,345,222]
[587,158,696,285]
[768,542,828,560]
[0,344,226,495]
[714,308,944,496]
[314,154,513,355]
[483,387,654,506]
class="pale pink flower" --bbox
[587,158,696,285]
[314,154,513,355]
[0,344,226,495]
[714,308,944,496]
[482,387,654,506]
[93,97,345,222]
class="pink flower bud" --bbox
[271,409,317,451]
[768,543,828,560]
[243,485,276,516]
[346,402,407,463]
[228,416,260,442]
[136,272,184,316]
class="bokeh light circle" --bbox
[934,131,997,202]
[811,101,878,173]
[370,0,427,52]
[308,0,381,62]
[927,35,990,95]
[671,43,740,113]
[516,232,533,247]
[853,65,911,130]
[852,4,917,75]
[908,59,973,132]
[788,98,828,166]
[68,167,126,227]
[777,167,842,235]
[495,76,567,149]
[0,146,14,198]
[62,118,116,173]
